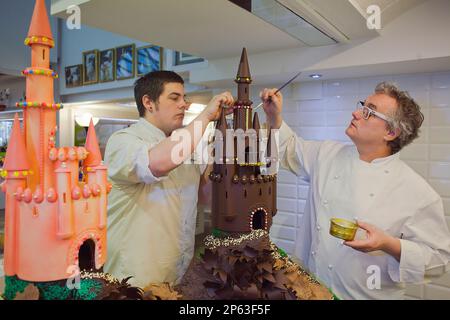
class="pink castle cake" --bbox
[1,0,110,283]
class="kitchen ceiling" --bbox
[52,0,302,59]
[52,0,425,61]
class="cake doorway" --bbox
[251,209,267,230]
[78,239,96,271]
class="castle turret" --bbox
[95,162,108,230]
[55,163,74,239]
[83,119,107,229]
[2,115,30,276]
[83,119,102,170]
[234,48,252,131]
[215,107,228,165]
[252,112,261,163]
[20,0,60,191]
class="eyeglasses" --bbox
[356,101,393,123]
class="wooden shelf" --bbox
[0,108,22,114]
[0,109,23,121]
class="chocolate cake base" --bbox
[175,230,335,300]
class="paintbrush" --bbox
[253,71,302,111]
[219,71,302,110]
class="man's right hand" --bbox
[202,91,234,122]
[260,88,283,129]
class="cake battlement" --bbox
[1,0,110,282]
[210,48,277,233]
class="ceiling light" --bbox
[309,74,322,79]
[116,102,137,108]
[187,103,206,114]
[75,113,99,127]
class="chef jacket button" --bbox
[384,170,389,174]
[311,251,316,256]
[328,264,333,270]
[316,225,321,231]
[334,175,340,179]
[323,200,328,205]
[369,193,374,197]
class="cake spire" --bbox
[3,114,29,172]
[234,48,253,130]
[27,0,53,42]
[217,107,228,132]
[236,47,251,80]
[83,119,102,167]
[252,112,260,130]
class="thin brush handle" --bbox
[254,71,302,110]
[274,70,302,94]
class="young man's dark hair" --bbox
[134,71,184,117]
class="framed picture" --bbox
[116,44,135,80]
[174,51,204,66]
[82,50,99,84]
[65,64,83,88]
[74,122,87,147]
[137,45,163,76]
[99,48,115,83]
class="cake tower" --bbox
[210,48,277,233]
[1,0,110,283]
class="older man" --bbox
[260,82,450,299]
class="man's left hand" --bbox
[344,220,389,253]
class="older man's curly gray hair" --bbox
[375,82,424,154]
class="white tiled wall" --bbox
[269,71,450,300]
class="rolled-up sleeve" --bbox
[105,132,167,185]
[387,198,450,283]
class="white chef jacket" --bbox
[278,121,450,300]
[103,118,202,287]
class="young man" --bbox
[104,71,233,287]
[260,82,450,299]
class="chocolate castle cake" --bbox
[209,48,277,233]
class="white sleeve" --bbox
[278,121,324,181]
[387,198,450,283]
[193,131,211,174]
[104,132,168,185]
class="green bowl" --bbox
[329,218,358,241]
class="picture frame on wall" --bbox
[174,51,204,66]
[99,48,115,83]
[116,44,135,80]
[137,45,163,76]
[82,49,99,85]
[65,64,83,88]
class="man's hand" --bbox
[202,91,234,122]
[344,220,401,261]
[260,88,283,129]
